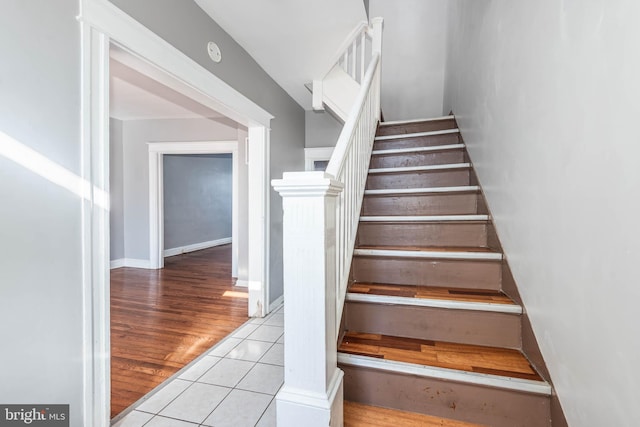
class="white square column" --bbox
[272,171,345,427]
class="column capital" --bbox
[272,171,343,198]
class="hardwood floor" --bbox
[110,245,248,418]
[339,332,542,381]
[344,401,485,427]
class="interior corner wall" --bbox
[444,1,640,426]
[109,118,125,260]
[121,118,237,261]
[0,1,84,424]
[369,0,448,121]
[108,0,306,305]
[305,110,343,148]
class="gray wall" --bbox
[109,0,306,303]
[163,154,232,250]
[444,1,640,425]
[0,1,84,425]
[370,0,448,120]
[110,118,125,260]
[305,110,343,148]
[121,118,237,261]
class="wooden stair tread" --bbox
[374,129,459,141]
[356,245,498,254]
[359,214,489,222]
[349,283,516,305]
[344,401,485,427]
[364,186,479,195]
[339,332,542,382]
[371,143,465,155]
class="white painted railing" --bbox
[328,51,381,333]
[272,17,383,427]
[313,19,381,121]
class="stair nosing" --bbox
[345,293,522,314]
[364,185,479,196]
[371,143,464,156]
[368,163,471,174]
[359,215,489,222]
[375,128,460,141]
[337,353,552,396]
[353,248,503,261]
[379,115,455,126]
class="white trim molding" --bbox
[354,248,503,261]
[337,353,552,395]
[374,128,460,141]
[380,115,455,126]
[79,0,273,128]
[109,258,152,269]
[304,147,335,171]
[345,293,522,314]
[268,295,284,312]
[79,1,274,424]
[164,237,232,258]
[371,143,464,156]
[147,140,239,271]
[364,185,479,196]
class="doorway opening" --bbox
[80,1,274,424]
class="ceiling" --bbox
[194,0,367,109]
[110,55,224,121]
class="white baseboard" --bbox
[110,259,125,269]
[110,258,152,269]
[164,237,232,258]
[269,295,284,312]
[235,279,249,288]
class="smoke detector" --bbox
[207,42,222,63]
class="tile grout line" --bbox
[114,304,285,427]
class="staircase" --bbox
[337,116,553,426]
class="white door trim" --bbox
[79,1,273,425]
[148,141,239,276]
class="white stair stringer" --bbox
[316,63,361,122]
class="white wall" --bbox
[444,1,640,425]
[370,0,448,120]
[0,1,84,424]
[120,118,237,261]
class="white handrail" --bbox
[327,53,380,328]
[321,20,369,81]
[272,17,383,427]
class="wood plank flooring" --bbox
[344,401,485,427]
[349,283,515,305]
[339,332,542,381]
[110,245,248,418]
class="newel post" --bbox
[272,171,345,427]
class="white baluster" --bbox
[351,39,357,80]
[360,32,366,83]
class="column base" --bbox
[276,369,344,427]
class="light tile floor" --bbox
[113,305,284,427]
